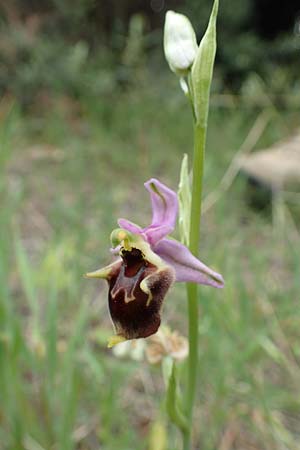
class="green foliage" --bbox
[0,24,118,104]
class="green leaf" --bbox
[166,362,188,432]
[191,0,218,126]
[178,153,191,246]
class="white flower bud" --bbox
[163,11,198,75]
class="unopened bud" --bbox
[163,11,198,75]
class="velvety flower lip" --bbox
[118,178,224,288]
[86,232,176,346]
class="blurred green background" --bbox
[1,1,300,449]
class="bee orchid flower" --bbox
[86,179,224,347]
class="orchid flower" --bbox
[86,178,224,347]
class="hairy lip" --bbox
[107,248,174,340]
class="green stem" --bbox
[189,124,206,255]
[183,123,206,449]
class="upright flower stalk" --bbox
[164,1,219,448]
[184,124,208,450]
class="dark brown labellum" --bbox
[107,248,174,340]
